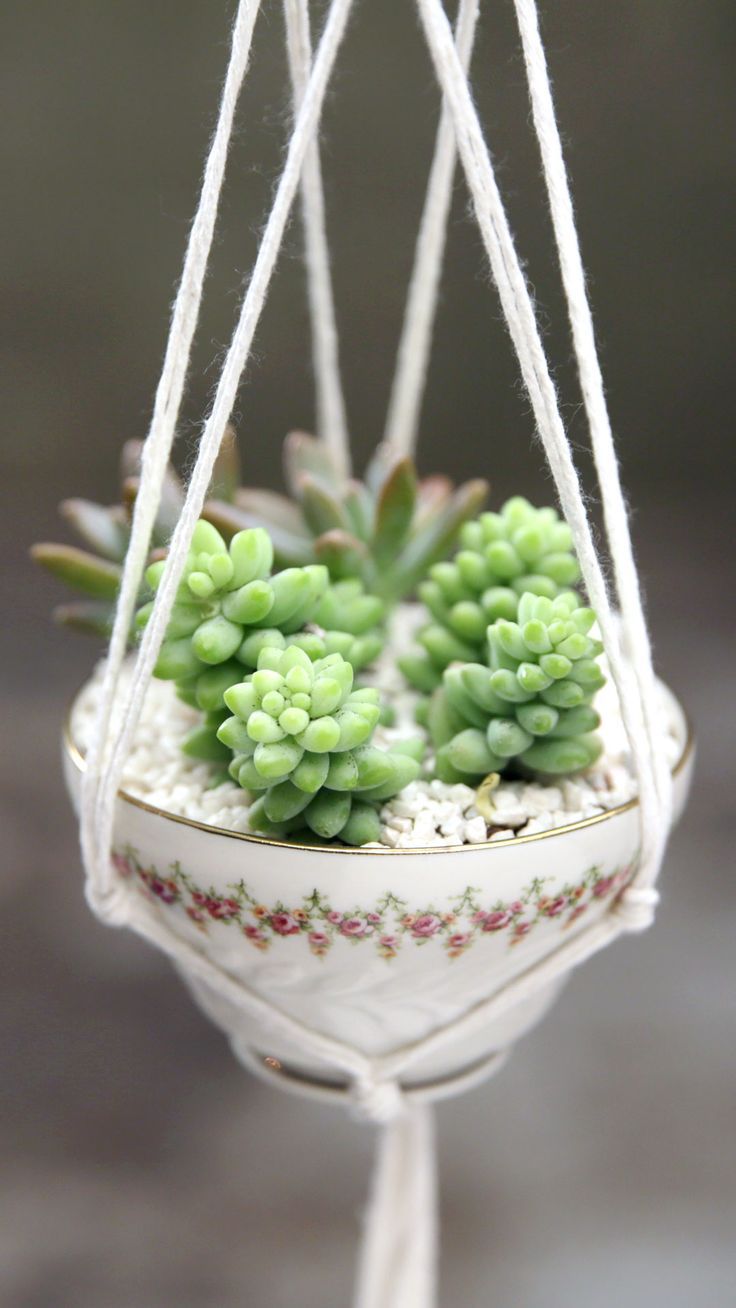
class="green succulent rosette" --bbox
[30,429,240,637]
[400,497,582,692]
[203,432,489,604]
[138,519,326,672]
[430,591,606,784]
[217,643,421,846]
[180,624,391,764]
[133,519,391,766]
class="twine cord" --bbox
[383,0,480,457]
[283,0,350,474]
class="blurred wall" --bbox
[3,2,733,491]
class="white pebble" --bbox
[489,805,528,829]
[521,785,563,816]
[380,826,400,847]
[450,783,476,806]
[464,816,489,843]
[413,811,439,840]
[521,814,554,835]
[388,799,420,819]
[385,815,413,833]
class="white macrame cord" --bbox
[283,0,350,475]
[383,0,480,458]
[79,4,674,1308]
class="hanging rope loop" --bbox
[613,885,660,934]
[84,878,131,930]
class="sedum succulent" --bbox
[399,497,582,692]
[138,518,329,681]
[203,432,489,605]
[181,625,392,763]
[429,592,606,783]
[217,643,421,845]
[30,429,240,637]
[136,520,386,763]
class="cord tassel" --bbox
[355,1103,438,1308]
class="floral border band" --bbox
[112,849,633,961]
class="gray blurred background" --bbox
[1,2,734,1305]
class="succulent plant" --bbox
[203,432,489,605]
[180,624,390,762]
[429,592,606,783]
[136,520,387,763]
[399,497,582,692]
[30,429,240,637]
[216,643,421,845]
[138,518,327,675]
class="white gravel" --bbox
[71,604,683,848]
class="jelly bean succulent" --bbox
[428,591,605,783]
[399,497,582,693]
[217,643,422,845]
[136,519,389,761]
[204,432,489,604]
[138,518,328,679]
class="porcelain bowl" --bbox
[64,681,693,1088]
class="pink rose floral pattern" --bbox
[112,848,634,961]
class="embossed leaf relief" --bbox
[112,849,632,960]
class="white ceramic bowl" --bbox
[64,682,693,1089]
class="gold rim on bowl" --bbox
[64,689,693,857]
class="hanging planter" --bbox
[63,674,693,1089]
[36,0,695,1302]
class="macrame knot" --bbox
[351,1074,405,1124]
[612,885,660,934]
[85,878,131,929]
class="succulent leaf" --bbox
[389,479,489,601]
[31,543,122,599]
[59,500,129,562]
[203,499,315,566]
[284,431,341,496]
[397,650,442,694]
[313,579,385,636]
[341,480,374,541]
[298,473,351,538]
[233,486,310,537]
[339,802,382,846]
[414,474,453,524]
[372,458,417,564]
[207,424,241,504]
[52,600,115,636]
[313,529,371,582]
